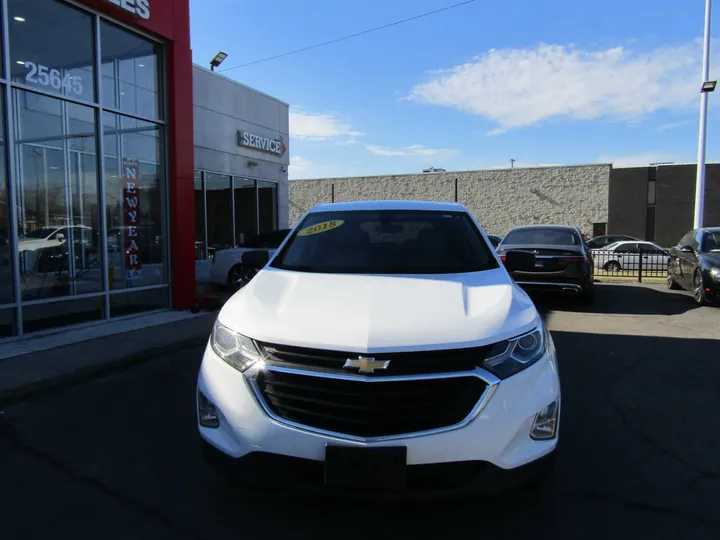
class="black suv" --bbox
[497,225,595,304]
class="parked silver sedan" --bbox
[591,240,669,272]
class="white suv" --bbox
[197,201,560,495]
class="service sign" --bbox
[122,158,143,281]
[104,0,150,20]
[238,131,287,156]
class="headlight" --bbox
[482,325,548,379]
[211,320,262,372]
[710,267,720,281]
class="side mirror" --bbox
[502,250,536,272]
[680,245,694,253]
[242,249,270,270]
[55,233,66,242]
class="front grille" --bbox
[255,369,488,438]
[257,342,492,376]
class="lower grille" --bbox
[254,369,488,438]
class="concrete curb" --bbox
[0,313,216,405]
[0,335,209,406]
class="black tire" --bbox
[666,273,682,290]
[604,261,621,273]
[227,264,245,292]
[693,270,710,306]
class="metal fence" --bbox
[591,247,669,281]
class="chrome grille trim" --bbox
[244,363,500,443]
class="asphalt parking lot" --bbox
[1,283,719,539]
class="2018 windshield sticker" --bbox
[297,220,344,237]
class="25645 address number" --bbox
[24,62,83,96]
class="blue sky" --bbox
[189,0,719,179]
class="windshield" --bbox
[702,232,720,253]
[271,210,498,275]
[20,227,57,239]
[503,228,581,246]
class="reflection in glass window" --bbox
[103,112,166,290]
[101,21,161,119]
[0,90,12,306]
[234,178,256,246]
[194,171,206,260]
[206,174,233,253]
[14,90,102,301]
[9,0,95,102]
[258,180,278,234]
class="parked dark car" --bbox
[487,235,502,248]
[667,227,720,306]
[586,234,638,250]
[497,225,595,304]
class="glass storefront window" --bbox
[14,90,102,301]
[9,0,95,103]
[258,180,278,234]
[22,296,104,333]
[103,112,166,290]
[100,20,162,120]
[205,174,233,254]
[0,89,12,305]
[194,171,206,260]
[234,178,256,246]
[110,287,168,318]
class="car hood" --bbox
[702,253,720,266]
[218,267,540,352]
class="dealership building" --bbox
[290,163,720,248]
[0,0,289,338]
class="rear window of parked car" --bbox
[503,228,581,246]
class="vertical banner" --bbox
[122,158,142,280]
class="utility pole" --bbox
[510,159,516,169]
[695,0,713,229]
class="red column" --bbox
[166,11,195,309]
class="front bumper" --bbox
[197,340,560,491]
[201,438,556,497]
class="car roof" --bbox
[610,240,657,246]
[309,200,467,213]
[702,227,720,233]
[505,224,580,233]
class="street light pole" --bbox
[695,0,712,229]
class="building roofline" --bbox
[291,163,613,182]
[192,64,289,107]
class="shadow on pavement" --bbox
[3,329,720,538]
[530,283,701,317]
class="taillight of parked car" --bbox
[562,257,586,263]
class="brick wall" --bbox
[289,165,611,237]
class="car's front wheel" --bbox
[604,261,621,273]
[693,269,710,306]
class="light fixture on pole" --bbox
[210,52,228,71]
[694,0,713,229]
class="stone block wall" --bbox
[289,165,611,237]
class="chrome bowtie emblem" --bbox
[343,356,390,374]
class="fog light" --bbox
[198,390,220,428]
[530,400,559,440]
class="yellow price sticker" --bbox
[297,220,344,237]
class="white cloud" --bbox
[289,110,364,141]
[288,155,312,178]
[656,121,690,132]
[365,144,455,157]
[407,40,710,131]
